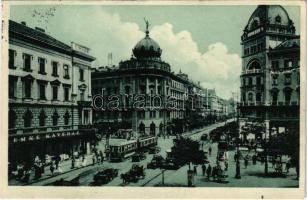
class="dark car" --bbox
[132,152,146,162]
[161,158,180,170]
[147,155,165,169]
[53,176,80,186]
[93,168,118,185]
[148,146,161,154]
[200,134,208,141]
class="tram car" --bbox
[109,136,157,162]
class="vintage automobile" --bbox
[93,168,118,185]
[120,164,145,183]
[52,176,80,186]
[200,134,208,141]
[161,158,180,170]
[131,152,146,162]
[147,155,165,169]
[148,146,161,154]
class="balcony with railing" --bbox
[241,69,263,75]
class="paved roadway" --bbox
[29,120,230,186]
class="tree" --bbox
[171,137,205,169]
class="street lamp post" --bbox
[233,92,241,179]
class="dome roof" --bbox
[246,5,293,31]
[132,31,162,59]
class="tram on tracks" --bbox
[108,135,157,162]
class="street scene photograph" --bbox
[5,2,302,190]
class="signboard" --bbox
[247,27,264,38]
[11,130,81,143]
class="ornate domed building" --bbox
[92,22,197,137]
[239,5,300,141]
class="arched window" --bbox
[248,60,261,70]
[64,111,70,125]
[52,111,59,126]
[251,19,259,29]
[139,122,145,135]
[9,110,16,129]
[39,110,47,127]
[23,109,33,128]
[275,15,281,23]
[150,122,156,136]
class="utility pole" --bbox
[233,91,241,179]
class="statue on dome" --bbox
[144,17,150,32]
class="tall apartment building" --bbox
[8,20,95,166]
[239,5,300,140]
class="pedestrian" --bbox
[244,156,248,169]
[17,163,24,180]
[50,161,55,175]
[92,154,96,166]
[193,165,197,175]
[209,146,212,156]
[202,164,206,176]
[272,155,277,169]
[100,151,104,164]
[71,157,75,169]
[55,155,60,170]
[82,155,87,167]
[206,164,212,180]
[225,161,228,171]
[286,160,291,173]
[23,169,31,183]
[252,154,257,165]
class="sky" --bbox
[9,5,300,99]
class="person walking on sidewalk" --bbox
[206,164,212,180]
[99,151,104,164]
[71,157,75,169]
[244,155,249,169]
[50,160,55,175]
[209,146,212,156]
[202,164,206,176]
[193,165,197,175]
[92,154,96,166]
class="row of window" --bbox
[242,90,299,104]
[9,78,70,101]
[271,59,299,70]
[244,43,265,55]
[272,73,299,86]
[9,49,85,81]
[242,76,263,86]
[9,109,70,130]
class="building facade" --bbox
[8,20,96,167]
[239,5,300,140]
[92,25,227,137]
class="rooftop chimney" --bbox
[21,21,26,26]
[35,27,45,33]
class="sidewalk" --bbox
[9,154,94,186]
[149,142,299,187]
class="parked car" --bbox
[161,158,180,170]
[120,164,145,184]
[147,155,165,169]
[131,152,146,162]
[53,176,80,186]
[93,168,118,185]
[148,146,161,154]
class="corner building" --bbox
[239,5,300,140]
[8,20,96,166]
[92,27,192,137]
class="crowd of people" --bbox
[9,148,105,184]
